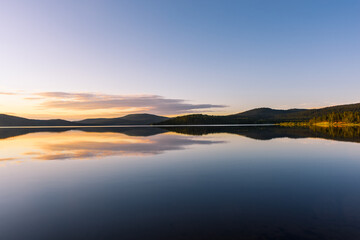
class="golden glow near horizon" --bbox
[0,91,227,120]
[1,90,354,120]
[0,93,150,120]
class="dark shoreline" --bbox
[0,124,276,128]
[0,125,359,144]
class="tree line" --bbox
[310,111,360,124]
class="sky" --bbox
[0,0,359,120]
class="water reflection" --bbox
[0,127,166,139]
[0,130,223,161]
[162,126,360,143]
[1,125,360,143]
[1,126,360,162]
[0,127,360,239]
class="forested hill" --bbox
[156,103,360,125]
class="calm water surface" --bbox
[0,126,360,240]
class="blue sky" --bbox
[0,0,359,119]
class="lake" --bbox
[0,126,360,240]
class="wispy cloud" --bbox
[31,92,227,115]
[0,157,16,161]
[0,92,16,95]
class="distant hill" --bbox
[0,114,75,126]
[1,103,360,126]
[156,103,360,125]
[76,114,168,125]
[230,108,306,119]
[0,113,168,126]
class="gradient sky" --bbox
[0,0,359,119]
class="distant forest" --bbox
[156,103,360,125]
[310,111,360,124]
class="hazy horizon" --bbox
[1,99,359,121]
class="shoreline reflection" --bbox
[0,125,360,162]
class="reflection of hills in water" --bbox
[1,126,359,162]
[0,127,167,140]
[0,126,360,143]
[161,126,360,143]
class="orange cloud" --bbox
[32,92,227,115]
[0,157,17,161]
[0,92,16,95]
[0,91,226,120]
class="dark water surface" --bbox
[1,126,360,240]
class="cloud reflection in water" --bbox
[0,131,224,161]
